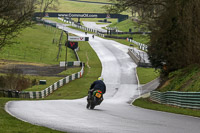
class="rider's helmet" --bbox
[98,77,104,81]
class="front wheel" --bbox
[90,97,97,109]
[86,102,90,109]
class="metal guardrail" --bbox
[129,38,148,52]
[0,90,30,98]
[150,91,200,109]
[128,49,152,67]
[36,19,57,27]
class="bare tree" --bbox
[103,0,127,14]
[37,0,59,19]
[0,0,59,49]
[0,0,36,49]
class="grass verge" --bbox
[133,98,200,117]
[48,0,106,13]
[107,34,150,44]
[68,26,94,34]
[105,37,139,48]
[58,67,81,76]
[157,64,200,92]
[136,67,159,84]
[43,17,69,24]
[133,65,200,118]
[108,19,150,44]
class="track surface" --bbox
[82,21,109,32]
[6,23,200,133]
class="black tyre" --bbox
[90,97,97,109]
[90,104,95,109]
[86,102,90,109]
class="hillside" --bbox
[0,24,75,65]
[157,65,200,92]
[47,0,109,13]
[108,19,150,44]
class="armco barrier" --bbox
[129,39,148,52]
[0,90,30,98]
[150,91,200,109]
[128,48,152,67]
[128,48,140,64]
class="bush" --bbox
[1,68,37,91]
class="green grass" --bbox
[102,37,140,49]
[58,67,81,76]
[108,19,150,44]
[0,25,76,65]
[131,34,149,44]
[72,0,111,3]
[107,34,150,44]
[68,26,94,34]
[0,98,65,133]
[136,67,159,84]
[157,65,200,92]
[39,0,131,15]
[133,98,200,117]
[47,0,106,13]
[43,17,69,24]
[25,76,63,91]
[109,18,149,32]
[108,19,137,32]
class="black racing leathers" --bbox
[89,80,106,94]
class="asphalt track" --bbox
[5,22,200,133]
[82,21,109,32]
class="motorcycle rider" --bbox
[87,77,106,106]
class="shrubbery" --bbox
[0,68,37,91]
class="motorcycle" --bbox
[86,90,103,109]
